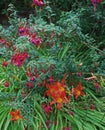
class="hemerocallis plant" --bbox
[10,110,23,121]
[71,82,85,99]
[45,76,70,109]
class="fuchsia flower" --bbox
[48,75,54,83]
[90,104,95,110]
[2,61,9,67]
[91,0,102,11]
[30,33,42,47]
[4,81,9,87]
[26,68,35,81]
[21,91,26,97]
[11,52,28,67]
[42,103,52,114]
[63,127,71,130]
[19,26,30,37]
[32,0,44,7]
[95,82,100,92]
[26,82,33,88]
[0,39,7,45]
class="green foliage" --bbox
[0,2,105,130]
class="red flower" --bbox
[42,103,52,114]
[2,61,9,67]
[26,82,33,88]
[10,110,23,121]
[45,77,69,109]
[71,82,85,99]
[0,38,6,45]
[19,26,30,37]
[4,81,9,87]
[63,126,71,130]
[11,52,28,67]
[90,104,95,110]
[30,33,42,47]
[32,0,44,7]
[95,82,100,92]
[48,75,54,83]
[91,0,102,11]
[21,91,26,97]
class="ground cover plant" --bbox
[0,1,105,130]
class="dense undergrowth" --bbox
[0,1,105,130]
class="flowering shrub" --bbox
[0,2,105,130]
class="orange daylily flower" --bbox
[71,82,85,99]
[10,110,23,121]
[45,76,69,109]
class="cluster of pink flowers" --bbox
[19,26,42,47]
[19,26,30,37]
[30,33,42,47]
[32,0,44,7]
[0,38,7,45]
[11,52,28,67]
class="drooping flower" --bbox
[45,77,69,109]
[11,52,28,67]
[71,82,85,99]
[63,126,71,130]
[2,61,9,67]
[45,120,51,129]
[91,0,102,11]
[21,91,26,97]
[19,26,30,37]
[4,81,9,87]
[32,0,44,7]
[95,82,100,92]
[42,103,52,114]
[30,33,42,47]
[48,75,54,83]
[26,82,33,88]
[10,110,23,121]
[0,38,7,45]
[26,68,35,81]
[90,104,95,110]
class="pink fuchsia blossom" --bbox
[19,26,30,37]
[0,39,7,45]
[26,68,35,81]
[11,52,28,67]
[63,126,71,130]
[4,81,9,87]
[26,82,33,88]
[42,103,52,114]
[90,104,95,110]
[95,82,100,92]
[2,61,9,67]
[32,0,44,7]
[30,33,42,47]
[91,0,102,11]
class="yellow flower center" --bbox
[56,98,62,103]
[76,90,81,96]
